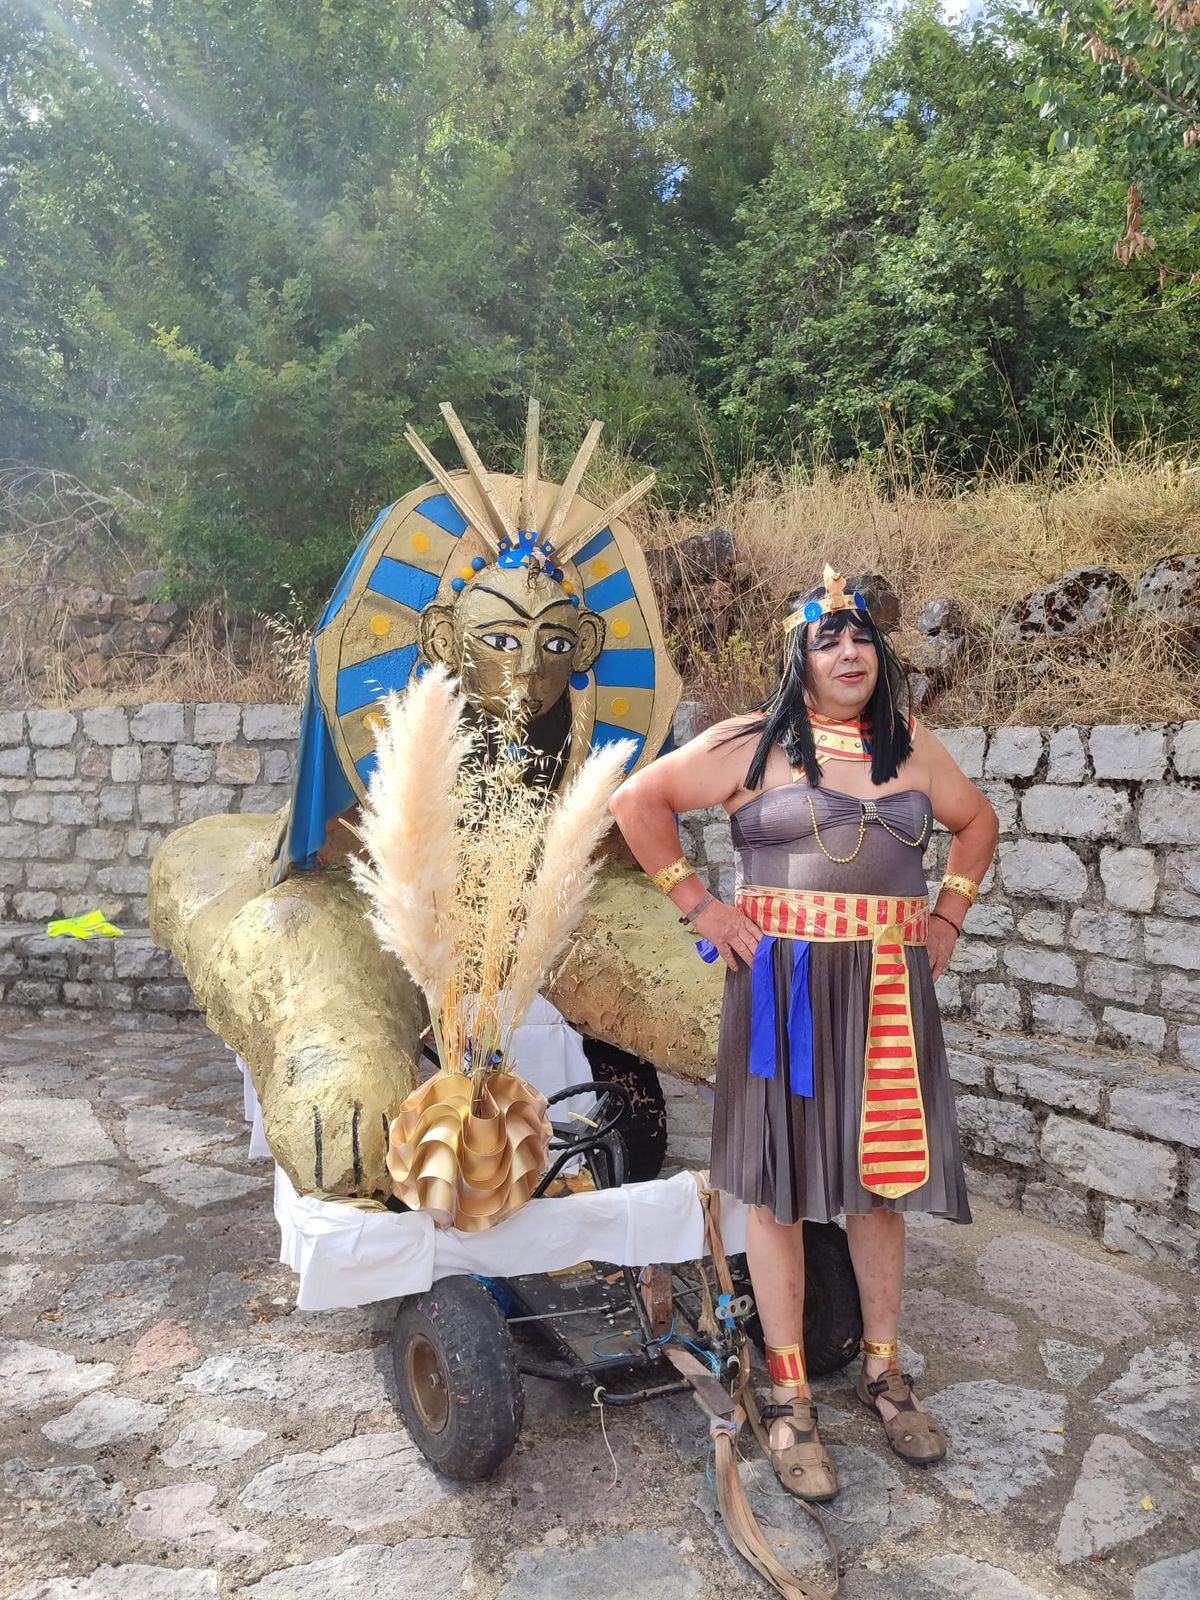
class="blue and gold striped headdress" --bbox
[276,400,682,878]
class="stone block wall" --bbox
[940,1021,1199,1270]
[0,703,300,936]
[684,719,1200,1070]
[2,700,1198,1265]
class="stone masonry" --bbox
[2,702,1199,1268]
[0,703,299,933]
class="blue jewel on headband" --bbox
[496,529,570,587]
[854,591,868,612]
[471,555,486,572]
[451,577,466,592]
[570,671,590,691]
[803,600,823,623]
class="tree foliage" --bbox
[2,0,1198,609]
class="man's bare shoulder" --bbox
[695,710,765,748]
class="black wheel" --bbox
[730,1220,862,1377]
[580,1040,668,1183]
[391,1276,523,1479]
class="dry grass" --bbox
[1,598,306,710]
[352,669,628,1076]
[640,437,1200,726]
[6,437,1198,725]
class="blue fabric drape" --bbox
[747,934,814,1098]
[272,665,357,882]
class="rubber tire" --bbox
[731,1220,863,1377]
[580,1039,668,1183]
[391,1276,523,1479]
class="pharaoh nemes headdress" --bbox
[276,400,682,878]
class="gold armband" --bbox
[652,856,697,895]
[941,872,980,906]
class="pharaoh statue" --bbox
[150,402,724,1197]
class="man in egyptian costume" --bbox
[610,570,999,1500]
[150,401,722,1198]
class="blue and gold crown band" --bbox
[783,564,870,634]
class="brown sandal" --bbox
[855,1366,946,1465]
[762,1397,839,1502]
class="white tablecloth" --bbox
[232,997,744,1311]
[273,1163,747,1311]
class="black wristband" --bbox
[931,911,962,936]
[679,892,716,926]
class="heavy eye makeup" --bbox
[811,627,874,651]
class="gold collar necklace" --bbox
[809,714,872,766]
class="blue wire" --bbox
[679,1335,723,1377]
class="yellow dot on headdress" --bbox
[411,532,431,554]
[610,617,631,639]
[590,558,611,580]
[369,614,391,637]
[561,580,575,596]
[610,696,631,718]
[459,565,475,581]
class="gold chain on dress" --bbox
[806,794,930,864]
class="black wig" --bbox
[740,579,912,791]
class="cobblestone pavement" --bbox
[1,1016,1198,1600]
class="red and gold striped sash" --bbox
[735,885,931,1201]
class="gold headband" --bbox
[783,565,869,634]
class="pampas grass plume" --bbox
[505,739,635,1033]
[350,666,467,1012]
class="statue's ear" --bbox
[574,611,606,674]
[419,604,459,668]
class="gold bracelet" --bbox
[941,872,980,906]
[652,856,697,895]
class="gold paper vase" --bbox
[386,1069,552,1231]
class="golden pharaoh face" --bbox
[420,563,605,720]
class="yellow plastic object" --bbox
[46,911,124,939]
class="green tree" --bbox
[707,6,1200,463]
[1026,1,1200,289]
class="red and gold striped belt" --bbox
[734,885,931,1202]
[734,886,928,945]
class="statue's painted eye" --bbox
[480,632,521,652]
[543,636,573,654]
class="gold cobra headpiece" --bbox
[783,565,871,634]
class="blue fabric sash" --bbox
[748,935,814,1098]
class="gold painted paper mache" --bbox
[149,401,725,1200]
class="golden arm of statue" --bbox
[150,812,425,1195]
[546,861,722,1083]
[149,817,722,1197]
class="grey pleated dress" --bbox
[709,783,971,1227]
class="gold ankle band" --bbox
[861,1336,898,1362]
[766,1342,808,1389]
